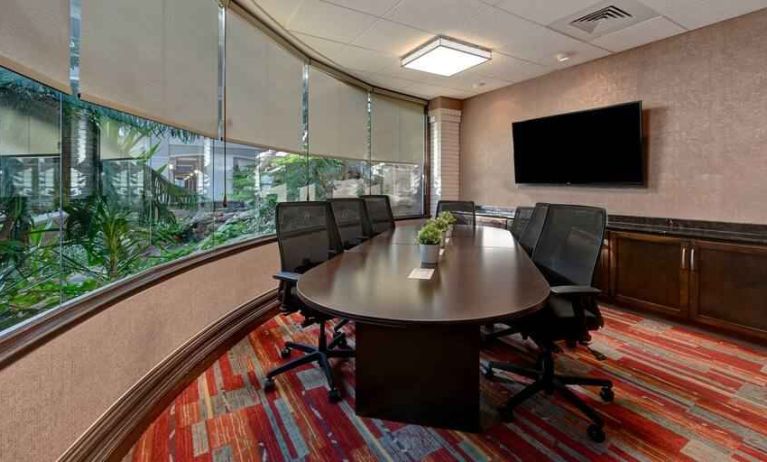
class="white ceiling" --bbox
[245,0,767,100]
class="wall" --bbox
[0,243,280,462]
[460,9,767,224]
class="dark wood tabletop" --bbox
[297,222,550,326]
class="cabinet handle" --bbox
[681,248,687,270]
[690,248,697,272]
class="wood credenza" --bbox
[596,230,767,344]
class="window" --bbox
[0,2,426,332]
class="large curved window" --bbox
[0,1,425,332]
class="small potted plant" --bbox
[437,211,457,237]
[417,221,442,265]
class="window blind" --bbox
[0,0,71,93]
[225,5,304,153]
[79,0,219,137]
[371,94,425,164]
[308,66,368,160]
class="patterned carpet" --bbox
[126,307,767,462]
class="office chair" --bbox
[361,195,395,235]
[329,198,372,250]
[436,200,476,227]
[509,206,534,240]
[482,203,550,342]
[483,204,613,442]
[264,201,354,402]
[518,202,549,255]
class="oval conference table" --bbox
[297,222,550,432]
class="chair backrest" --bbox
[275,201,343,274]
[518,203,549,255]
[510,206,534,239]
[436,200,476,227]
[329,198,370,249]
[532,204,607,286]
[361,195,395,235]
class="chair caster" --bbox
[263,378,275,391]
[328,388,342,403]
[336,336,349,348]
[587,424,606,443]
[483,366,495,380]
[280,347,291,359]
[600,386,614,402]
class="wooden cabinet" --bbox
[689,241,767,340]
[608,231,691,319]
[603,231,767,343]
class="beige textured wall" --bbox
[0,243,280,462]
[460,9,767,224]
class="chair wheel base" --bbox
[263,378,275,391]
[328,388,342,402]
[600,387,614,402]
[280,347,291,359]
[587,424,606,443]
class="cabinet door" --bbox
[610,232,690,318]
[690,241,767,341]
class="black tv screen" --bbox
[512,101,644,185]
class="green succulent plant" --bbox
[417,222,442,246]
[437,211,457,225]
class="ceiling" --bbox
[243,0,767,100]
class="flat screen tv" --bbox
[512,101,644,185]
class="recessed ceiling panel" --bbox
[321,0,402,17]
[490,0,603,25]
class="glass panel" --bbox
[0,69,63,329]
[59,106,217,304]
[208,141,308,248]
[371,161,423,217]
[307,156,368,200]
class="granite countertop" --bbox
[475,206,767,245]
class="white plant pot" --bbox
[440,232,446,248]
[446,226,453,238]
[420,244,440,265]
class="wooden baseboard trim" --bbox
[58,289,280,462]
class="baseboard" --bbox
[58,289,280,462]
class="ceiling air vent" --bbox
[550,0,659,40]
[570,6,633,33]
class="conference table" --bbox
[297,222,550,431]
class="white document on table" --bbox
[408,268,435,280]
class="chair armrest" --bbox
[273,271,301,283]
[550,285,601,296]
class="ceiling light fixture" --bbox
[402,36,491,77]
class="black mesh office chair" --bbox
[518,203,549,255]
[436,200,476,227]
[483,203,550,342]
[361,195,395,235]
[330,198,372,250]
[484,204,613,442]
[265,202,354,402]
[509,206,534,240]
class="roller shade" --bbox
[371,94,425,164]
[225,5,304,152]
[0,0,71,93]
[79,0,219,138]
[308,67,368,160]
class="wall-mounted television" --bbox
[512,101,644,185]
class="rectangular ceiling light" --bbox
[401,36,491,77]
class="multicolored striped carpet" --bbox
[126,307,767,461]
